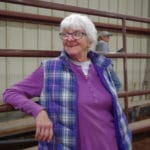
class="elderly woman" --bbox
[3,14,132,150]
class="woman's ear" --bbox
[87,41,92,49]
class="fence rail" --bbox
[0,9,150,35]
[0,0,150,149]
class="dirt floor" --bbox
[24,146,37,150]
[133,130,150,150]
[24,131,150,150]
[133,136,150,150]
[24,138,150,150]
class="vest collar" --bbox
[60,49,112,70]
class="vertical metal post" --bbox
[122,18,129,119]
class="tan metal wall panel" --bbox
[0,0,149,104]
[99,0,109,23]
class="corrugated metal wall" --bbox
[0,0,149,106]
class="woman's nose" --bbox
[66,35,75,41]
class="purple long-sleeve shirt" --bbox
[70,63,118,150]
[3,63,118,150]
[3,66,44,117]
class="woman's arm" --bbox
[3,65,53,142]
[3,66,44,117]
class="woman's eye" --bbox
[74,32,80,36]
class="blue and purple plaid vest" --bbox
[39,51,132,150]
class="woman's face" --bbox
[60,28,91,61]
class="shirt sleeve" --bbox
[3,65,44,118]
[95,41,110,52]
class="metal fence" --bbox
[0,0,150,149]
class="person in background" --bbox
[95,31,112,52]
[3,14,132,150]
[96,31,122,90]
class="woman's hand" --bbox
[35,110,53,143]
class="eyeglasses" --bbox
[59,31,86,40]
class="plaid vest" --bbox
[39,51,132,150]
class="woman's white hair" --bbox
[60,13,97,48]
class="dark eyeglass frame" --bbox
[59,31,86,40]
